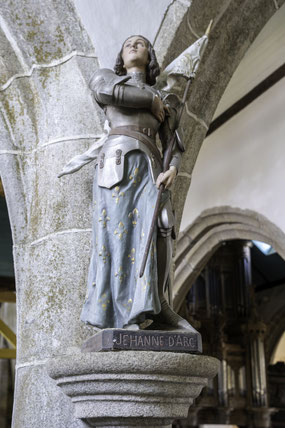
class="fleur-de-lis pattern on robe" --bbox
[81,152,162,329]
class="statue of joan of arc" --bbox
[59,29,210,331]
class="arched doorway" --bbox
[174,206,285,311]
[173,207,285,428]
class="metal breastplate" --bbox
[96,75,164,189]
[105,105,160,132]
[96,103,162,189]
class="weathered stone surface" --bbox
[47,351,219,427]
[0,0,94,86]
[14,232,96,364]
[179,115,208,174]
[0,55,101,249]
[0,57,100,153]
[154,0,280,233]
[188,0,228,38]
[172,113,208,227]
[13,141,95,243]
[154,0,192,68]
[13,364,88,428]
[173,206,285,311]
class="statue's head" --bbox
[114,35,160,86]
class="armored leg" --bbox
[152,200,196,331]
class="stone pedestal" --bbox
[47,350,219,427]
[250,408,277,428]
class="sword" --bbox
[139,76,193,278]
[139,20,213,279]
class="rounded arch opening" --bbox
[173,206,285,311]
[271,331,285,364]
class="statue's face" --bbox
[121,36,149,71]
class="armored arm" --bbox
[89,68,154,109]
[169,142,182,171]
[159,93,185,172]
[159,123,182,172]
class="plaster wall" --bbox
[181,5,285,235]
[181,70,285,235]
[73,0,172,68]
[214,3,285,117]
[272,331,285,363]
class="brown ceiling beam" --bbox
[0,348,16,359]
[207,63,285,136]
[0,291,16,302]
[0,318,16,348]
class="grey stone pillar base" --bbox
[84,420,172,427]
[47,350,219,428]
[250,407,277,428]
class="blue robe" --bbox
[81,151,163,328]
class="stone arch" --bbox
[0,1,100,246]
[154,0,285,233]
[173,206,285,311]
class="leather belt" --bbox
[111,125,156,139]
[109,126,162,166]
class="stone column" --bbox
[0,1,101,426]
[247,321,271,428]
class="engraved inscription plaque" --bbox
[82,329,202,354]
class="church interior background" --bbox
[0,1,284,427]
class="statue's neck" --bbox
[127,71,146,87]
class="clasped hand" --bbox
[156,166,177,189]
[151,94,169,123]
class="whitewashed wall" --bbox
[214,4,285,118]
[181,5,285,235]
[73,0,172,68]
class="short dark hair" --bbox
[114,35,160,86]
